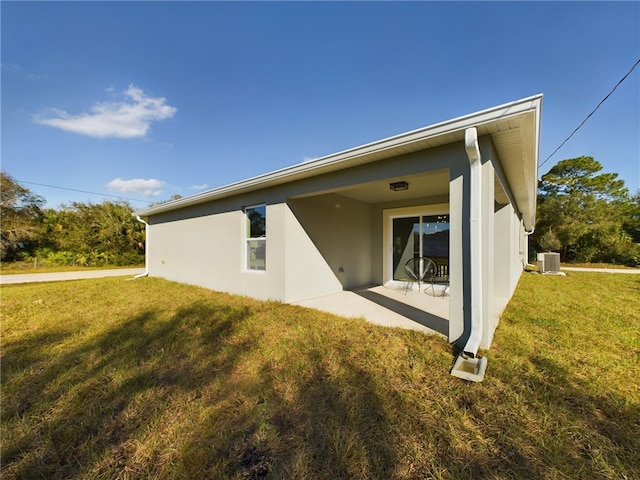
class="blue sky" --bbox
[2,1,639,209]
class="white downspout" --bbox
[463,127,483,358]
[134,215,149,278]
[451,127,488,381]
[524,227,535,269]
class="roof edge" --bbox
[135,94,543,217]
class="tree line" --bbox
[1,173,146,267]
[2,156,639,268]
[530,156,639,266]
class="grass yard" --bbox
[1,272,639,479]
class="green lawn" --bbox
[1,272,639,479]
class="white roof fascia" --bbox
[135,94,542,217]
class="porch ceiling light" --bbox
[389,181,409,191]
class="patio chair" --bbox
[432,258,450,297]
[403,257,437,295]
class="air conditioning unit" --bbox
[537,252,560,273]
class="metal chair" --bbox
[432,258,449,297]
[403,257,437,294]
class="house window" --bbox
[245,204,266,271]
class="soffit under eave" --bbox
[489,111,538,230]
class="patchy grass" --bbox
[1,273,639,479]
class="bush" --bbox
[538,228,562,252]
[602,242,640,267]
[33,248,144,267]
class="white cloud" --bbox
[107,178,165,197]
[189,183,209,190]
[34,85,177,139]
[2,63,49,80]
[1,63,22,74]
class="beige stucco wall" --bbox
[480,137,526,349]
[148,207,286,300]
[493,203,524,311]
[284,194,372,302]
[147,194,374,303]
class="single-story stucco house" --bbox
[134,94,542,380]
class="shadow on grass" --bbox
[3,280,639,479]
[3,297,405,479]
[2,301,250,479]
[177,317,400,479]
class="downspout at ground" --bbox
[450,127,488,382]
[523,227,535,268]
[134,215,149,278]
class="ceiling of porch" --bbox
[307,168,509,206]
[329,169,450,204]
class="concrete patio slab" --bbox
[290,284,449,337]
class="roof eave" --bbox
[134,94,542,218]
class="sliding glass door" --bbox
[392,214,449,281]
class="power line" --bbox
[15,179,154,205]
[540,57,640,169]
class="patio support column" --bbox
[448,153,466,344]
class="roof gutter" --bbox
[451,127,488,382]
[134,215,149,278]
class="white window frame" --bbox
[244,204,266,272]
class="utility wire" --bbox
[15,179,154,205]
[540,57,640,169]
